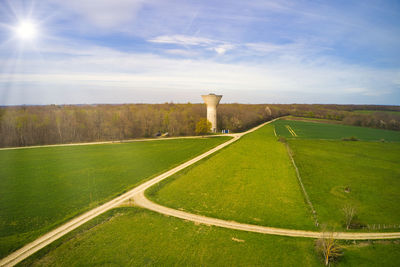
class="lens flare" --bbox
[16,21,37,40]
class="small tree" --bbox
[316,232,342,266]
[342,205,356,230]
[195,118,211,135]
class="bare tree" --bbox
[342,205,356,230]
[316,232,342,266]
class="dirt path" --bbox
[0,120,268,267]
[1,118,399,266]
[0,134,235,151]
[133,191,400,240]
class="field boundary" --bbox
[285,143,319,227]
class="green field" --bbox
[0,136,230,257]
[289,139,400,230]
[274,119,400,141]
[21,208,400,267]
[353,110,400,115]
[148,124,315,230]
[5,118,400,265]
[273,119,400,230]
[21,208,320,266]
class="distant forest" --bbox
[0,103,399,147]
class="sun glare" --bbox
[16,20,37,40]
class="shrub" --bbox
[342,136,359,141]
[278,136,287,143]
[195,118,211,135]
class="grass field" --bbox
[21,208,320,266]
[353,110,400,115]
[289,139,400,230]
[0,136,230,258]
[148,124,315,230]
[274,119,400,141]
[21,208,400,267]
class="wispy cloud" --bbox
[149,34,235,55]
[149,35,215,46]
[1,41,398,105]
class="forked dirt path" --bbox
[1,118,399,267]
[0,120,263,267]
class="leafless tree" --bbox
[316,232,342,266]
[342,205,356,230]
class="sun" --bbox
[15,20,38,40]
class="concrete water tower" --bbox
[201,93,222,133]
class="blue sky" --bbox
[0,0,399,105]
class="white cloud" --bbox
[149,35,215,46]
[212,44,235,55]
[149,34,235,55]
[1,42,398,105]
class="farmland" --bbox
[21,208,400,267]
[353,110,400,115]
[2,118,400,266]
[0,136,230,257]
[20,208,320,266]
[272,119,400,230]
[148,124,315,230]
[274,119,400,141]
[289,140,400,230]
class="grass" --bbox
[338,240,400,266]
[274,119,400,141]
[0,136,230,258]
[21,207,321,267]
[147,124,315,230]
[21,208,400,267]
[289,139,400,230]
[353,110,400,115]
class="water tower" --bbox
[201,93,222,133]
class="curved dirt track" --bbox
[134,191,400,240]
[1,118,399,266]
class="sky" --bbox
[0,0,399,105]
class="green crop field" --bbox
[0,136,230,258]
[20,208,320,266]
[21,208,400,267]
[353,110,400,115]
[148,124,315,230]
[289,139,400,230]
[274,119,400,141]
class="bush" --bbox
[195,118,211,135]
[278,136,287,143]
[342,136,359,141]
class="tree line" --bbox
[0,103,398,147]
